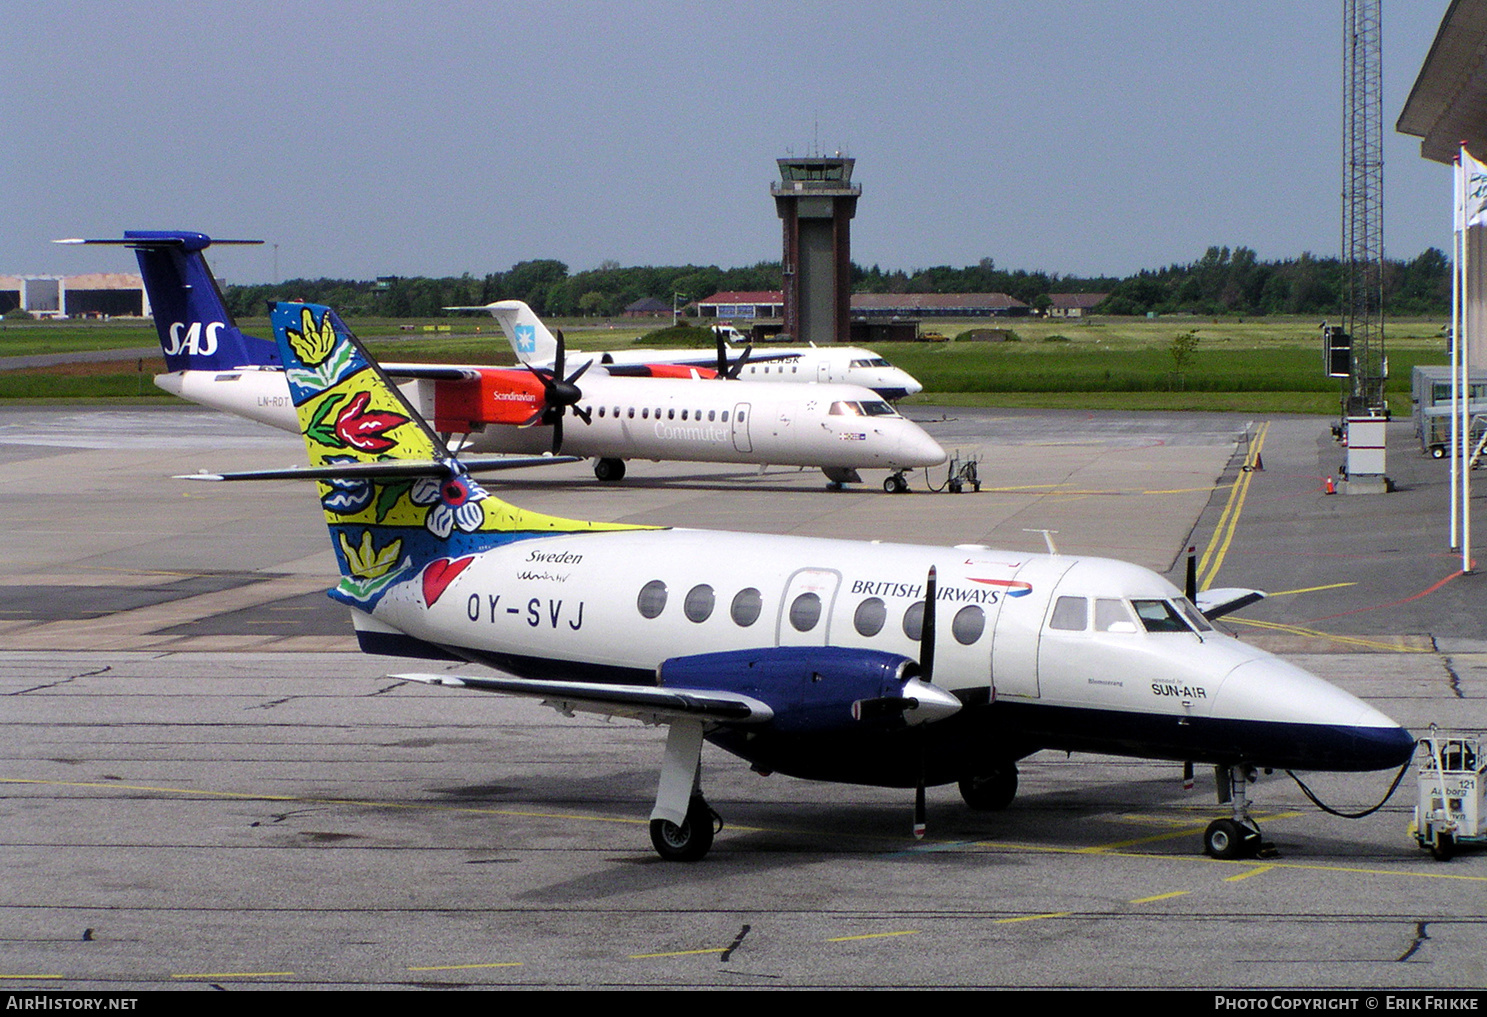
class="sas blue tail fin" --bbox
[59,230,279,371]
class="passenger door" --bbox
[776,568,842,646]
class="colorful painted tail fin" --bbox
[269,301,644,609]
[58,231,278,371]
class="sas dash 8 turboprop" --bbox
[454,300,924,401]
[68,231,943,489]
[192,299,1416,863]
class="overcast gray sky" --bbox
[1,0,1457,286]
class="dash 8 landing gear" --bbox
[1203,763,1272,860]
[883,470,911,494]
[594,458,626,482]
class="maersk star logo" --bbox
[515,324,537,355]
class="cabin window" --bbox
[637,580,668,619]
[737,411,746,423]
[952,605,986,645]
[708,410,716,421]
[731,588,762,627]
[684,584,715,623]
[1049,596,1087,631]
[1094,598,1138,633]
[788,592,822,632]
[902,601,925,641]
[853,597,887,637]
[721,411,729,422]
[668,409,675,420]
[627,407,635,419]
[1131,599,1188,633]
[680,410,688,421]
[642,408,649,419]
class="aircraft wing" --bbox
[394,672,774,725]
[1195,587,1266,620]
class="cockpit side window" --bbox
[1094,598,1137,632]
[1131,599,1190,633]
[1049,596,1087,631]
[829,401,861,416]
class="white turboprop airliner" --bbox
[189,299,1417,863]
[453,301,924,400]
[67,232,944,489]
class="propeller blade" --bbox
[913,783,927,840]
[550,413,564,455]
[566,358,593,386]
[715,326,727,377]
[726,345,754,380]
[851,696,916,721]
[572,404,592,425]
[920,566,938,685]
[552,328,566,379]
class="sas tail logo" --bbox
[163,321,225,356]
[968,577,1033,597]
[514,324,538,355]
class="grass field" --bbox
[0,314,1451,414]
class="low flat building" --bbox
[0,273,148,318]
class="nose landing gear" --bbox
[1204,764,1276,860]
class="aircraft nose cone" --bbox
[1210,658,1416,771]
[898,426,947,467]
[1351,723,1417,770]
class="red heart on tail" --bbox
[422,556,474,606]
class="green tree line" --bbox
[220,246,1451,320]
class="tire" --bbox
[1204,818,1251,860]
[1430,831,1455,862]
[649,797,715,862]
[959,767,1018,811]
[594,458,626,482]
[1431,446,1447,459]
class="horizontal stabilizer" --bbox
[55,235,262,249]
[175,455,579,483]
[395,672,774,725]
[1196,587,1266,620]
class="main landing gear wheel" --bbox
[959,765,1018,811]
[593,458,626,482]
[649,795,717,862]
[883,471,910,494]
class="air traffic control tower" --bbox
[772,156,859,344]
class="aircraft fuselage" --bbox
[354,527,1415,786]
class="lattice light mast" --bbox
[1342,0,1387,416]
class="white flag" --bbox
[1464,147,1487,228]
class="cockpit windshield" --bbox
[1131,599,1195,633]
[829,400,900,418]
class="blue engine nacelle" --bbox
[659,646,920,735]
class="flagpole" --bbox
[1452,154,1462,549]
